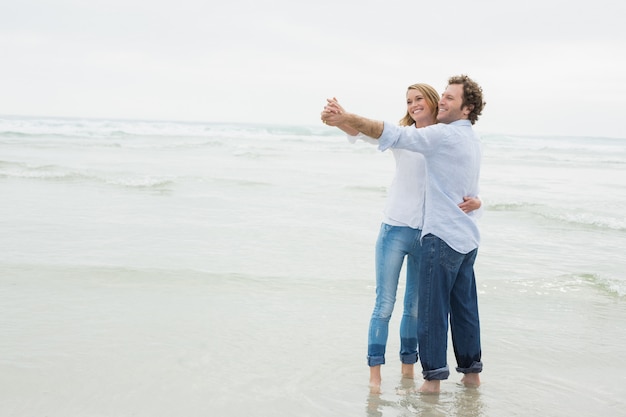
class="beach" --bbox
[1,116,625,416]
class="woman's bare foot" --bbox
[418,379,441,394]
[369,383,381,394]
[461,373,481,388]
[369,365,382,393]
[401,363,414,379]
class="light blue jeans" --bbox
[367,223,422,367]
[417,233,483,381]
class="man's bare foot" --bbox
[461,373,481,388]
[369,365,382,393]
[401,363,414,379]
[418,379,440,394]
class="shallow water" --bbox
[1,117,625,416]
[2,266,625,416]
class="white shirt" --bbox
[348,133,425,229]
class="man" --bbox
[321,75,485,394]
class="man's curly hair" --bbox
[448,75,486,125]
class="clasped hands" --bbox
[320,97,346,127]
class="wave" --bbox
[488,201,626,232]
[0,114,348,144]
[579,273,626,297]
[0,116,328,140]
[483,133,626,166]
[0,119,336,158]
[510,273,626,298]
[549,211,626,232]
[0,129,230,149]
[488,201,534,211]
[0,160,174,190]
[0,159,277,191]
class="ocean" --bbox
[1,115,625,416]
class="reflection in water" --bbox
[448,385,485,417]
[365,378,486,417]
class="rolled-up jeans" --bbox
[367,223,421,367]
[417,233,482,380]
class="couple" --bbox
[321,75,485,394]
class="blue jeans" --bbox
[417,233,482,380]
[367,223,421,367]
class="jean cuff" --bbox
[400,352,418,364]
[456,361,483,374]
[422,365,449,381]
[367,355,385,367]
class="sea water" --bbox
[1,116,625,416]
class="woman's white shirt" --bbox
[348,133,425,229]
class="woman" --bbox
[328,83,481,390]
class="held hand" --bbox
[321,97,346,126]
[326,97,346,114]
[458,196,482,213]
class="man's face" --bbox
[437,83,467,124]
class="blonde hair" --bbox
[399,83,440,127]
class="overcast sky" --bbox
[1,0,625,138]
